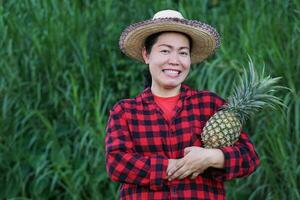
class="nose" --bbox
[168,52,179,65]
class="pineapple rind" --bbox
[201,110,242,148]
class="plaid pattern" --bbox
[105,84,260,200]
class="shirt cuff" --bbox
[212,146,238,181]
[149,155,169,190]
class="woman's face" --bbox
[142,32,191,94]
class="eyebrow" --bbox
[158,44,190,50]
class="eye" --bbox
[160,49,170,54]
[179,51,189,56]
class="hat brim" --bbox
[119,18,220,64]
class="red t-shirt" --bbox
[153,93,181,121]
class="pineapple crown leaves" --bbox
[221,57,285,125]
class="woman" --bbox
[105,10,260,199]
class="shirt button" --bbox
[172,187,176,194]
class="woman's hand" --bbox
[165,159,178,179]
[166,146,225,181]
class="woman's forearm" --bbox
[207,149,225,168]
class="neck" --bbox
[151,84,181,97]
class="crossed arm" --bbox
[166,131,260,181]
[166,146,224,180]
[106,103,260,189]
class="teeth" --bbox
[163,69,179,74]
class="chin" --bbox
[163,82,181,89]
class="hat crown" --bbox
[152,10,184,19]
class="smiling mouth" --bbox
[162,69,181,76]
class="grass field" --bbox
[0,0,299,199]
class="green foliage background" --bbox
[0,0,299,199]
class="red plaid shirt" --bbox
[105,84,260,200]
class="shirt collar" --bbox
[140,84,192,104]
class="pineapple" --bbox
[201,59,284,148]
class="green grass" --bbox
[0,0,299,199]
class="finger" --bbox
[167,159,185,177]
[167,162,177,174]
[169,165,189,180]
[190,172,200,180]
[178,170,192,180]
[169,169,184,180]
[184,147,192,156]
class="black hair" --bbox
[143,32,161,88]
[143,31,192,88]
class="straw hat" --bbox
[119,10,220,64]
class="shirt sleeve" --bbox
[105,102,169,190]
[210,131,260,181]
[206,93,260,181]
